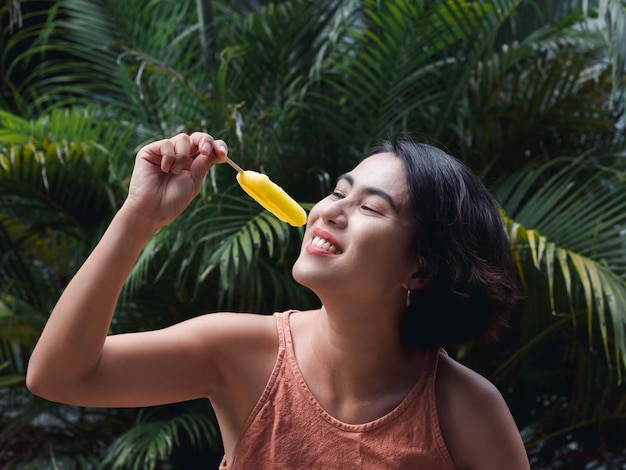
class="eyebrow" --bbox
[337,173,398,212]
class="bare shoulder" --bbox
[436,353,505,411]
[435,353,530,470]
[183,311,279,345]
[179,311,279,384]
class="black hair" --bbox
[365,136,516,350]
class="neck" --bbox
[304,293,420,398]
[294,296,426,424]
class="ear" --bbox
[408,271,430,291]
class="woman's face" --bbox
[292,153,419,302]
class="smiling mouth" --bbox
[311,236,342,254]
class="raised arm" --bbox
[25,132,244,407]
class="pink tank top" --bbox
[220,311,456,469]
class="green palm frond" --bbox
[496,156,626,381]
[438,0,620,167]
[4,0,211,129]
[0,216,48,309]
[1,0,126,114]
[495,0,581,40]
[0,138,103,309]
[0,294,43,381]
[102,409,218,470]
[0,106,133,330]
[314,0,449,142]
[583,0,626,103]
[0,294,44,345]
[312,0,537,145]
[197,209,301,309]
[427,0,626,175]
[97,0,211,133]
[0,1,62,113]
[312,0,622,174]
[212,0,365,180]
[430,0,528,139]
[125,193,310,314]
[464,44,619,173]
[0,106,135,180]
[0,361,24,388]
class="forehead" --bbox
[348,152,407,192]
[346,152,411,209]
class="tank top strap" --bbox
[421,347,444,378]
[274,309,298,352]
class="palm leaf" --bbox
[125,192,309,313]
[0,361,24,388]
[313,0,453,142]
[497,156,626,381]
[0,294,43,380]
[583,0,626,103]
[210,0,366,185]
[102,409,218,470]
[62,0,209,131]
[0,113,123,243]
[310,0,544,151]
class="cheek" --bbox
[299,202,322,241]
[364,227,416,272]
[303,200,323,225]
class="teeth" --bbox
[312,236,340,253]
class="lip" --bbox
[312,227,341,249]
[306,227,342,255]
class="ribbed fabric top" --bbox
[220,310,456,469]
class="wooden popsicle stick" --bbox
[189,150,244,173]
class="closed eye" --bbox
[362,205,382,215]
[335,173,398,214]
[330,189,382,214]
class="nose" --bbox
[320,199,347,227]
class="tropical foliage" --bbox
[1,0,625,468]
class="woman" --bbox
[27,132,530,469]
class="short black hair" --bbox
[365,136,516,350]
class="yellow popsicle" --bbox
[228,158,307,227]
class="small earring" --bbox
[406,289,411,307]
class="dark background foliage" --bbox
[1,0,625,468]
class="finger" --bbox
[212,139,228,160]
[190,132,215,155]
[137,139,178,176]
[196,138,228,165]
[171,133,191,156]
[170,135,193,175]
[199,140,228,163]
[137,138,170,164]
[159,139,178,173]
[189,132,227,163]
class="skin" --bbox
[26,132,530,469]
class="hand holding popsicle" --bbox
[124,133,228,229]
[126,132,306,229]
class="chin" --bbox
[291,256,308,286]
[292,257,326,291]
